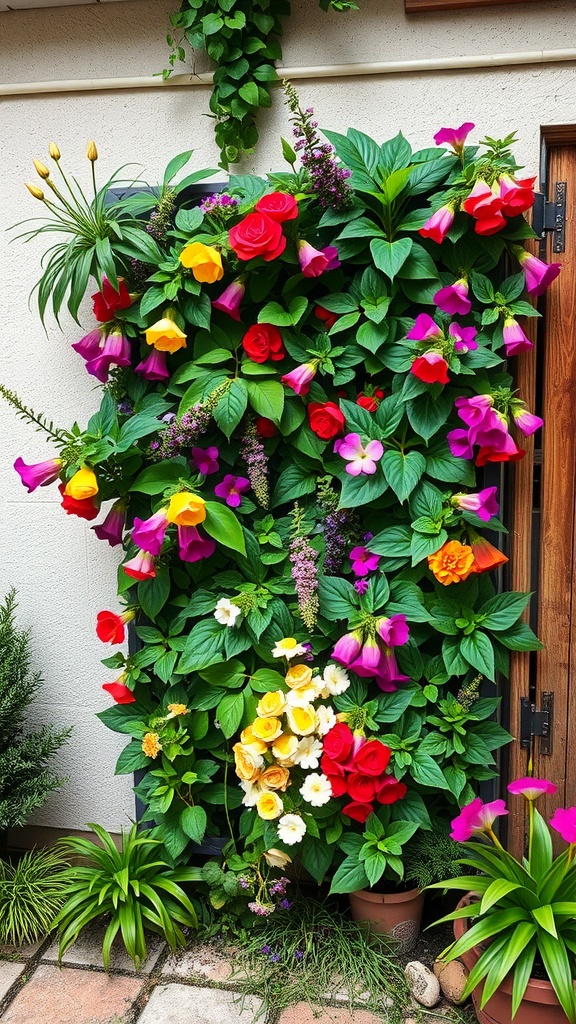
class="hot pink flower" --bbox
[503,317,534,356]
[336,433,384,476]
[450,797,508,842]
[433,122,475,155]
[511,406,543,437]
[92,500,126,546]
[550,806,576,844]
[452,485,499,522]
[85,330,131,383]
[135,348,169,381]
[214,474,251,508]
[419,204,454,244]
[507,777,557,800]
[499,174,536,217]
[349,636,381,675]
[191,446,219,476]
[332,631,363,667]
[211,279,245,321]
[71,328,104,361]
[377,614,409,648]
[406,313,442,341]
[447,428,474,460]
[177,525,216,563]
[281,362,317,396]
[434,278,471,316]
[123,550,156,580]
[517,250,561,296]
[131,510,169,555]
[411,352,450,385]
[14,456,62,493]
[372,648,410,692]
[297,240,340,278]
[449,323,478,353]
[349,546,380,577]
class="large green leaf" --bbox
[317,577,359,618]
[381,450,426,502]
[370,238,413,280]
[180,805,207,845]
[203,501,246,555]
[328,855,369,895]
[460,631,495,680]
[179,619,225,674]
[216,691,245,739]
[213,380,247,439]
[247,379,284,424]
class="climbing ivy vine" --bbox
[165,0,359,168]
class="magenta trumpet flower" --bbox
[177,525,216,563]
[92,500,126,547]
[135,348,170,381]
[71,328,104,361]
[372,649,410,693]
[507,777,557,800]
[448,323,477,353]
[85,330,131,383]
[14,456,62,493]
[434,278,471,316]
[419,204,455,244]
[131,509,169,556]
[123,550,156,580]
[550,806,576,844]
[212,279,245,321]
[450,797,508,842]
[332,631,363,666]
[516,249,561,296]
[502,317,533,357]
[511,406,543,437]
[335,433,384,476]
[297,240,340,278]
[452,486,499,522]
[433,122,475,156]
[349,545,380,577]
[406,313,442,342]
[191,446,219,476]
[377,614,409,648]
[281,362,317,396]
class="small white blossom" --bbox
[271,637,307,659]
[286,684,317,707]
[315,704,337,736]
[300,773,333,807]
[321,663,350,696]
[239,780,262,807]
[277,813,307,846]
[292,736,323,770]
[214,598,242,627]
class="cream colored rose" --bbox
[285,664,313,690]
[272,732,300,765]
[286,704,317,736]
[256,690,287,719]
[240,726,268,755]
[232,742,263,782]
[251,717,283,743]
[263,848,292,869]
[259,764,291,792]
[256,791,284,820]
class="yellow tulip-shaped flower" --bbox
[166,492,206,527]
[256,791,284,821]
[179,242,224,284]
[145,317,187,354]
[64,467,98,500]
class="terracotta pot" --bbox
[454,895,568,1024]
[348,886,424,951]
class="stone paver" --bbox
[0,962,25,1002]
[0,939,46,960]
[43,925,164,974]
[276,1003,385,1024]
[137,983,262,1024]
[0,964,143,1024]
[161,943,240,983]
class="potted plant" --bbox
[429,777,576,1023]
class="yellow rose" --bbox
[232,742,263,782]
[166,492,206,527]
[251,717,283,743]
[256,791,284,821]
[240,726,268,755]
[259,764,290,792]
[272,732,299,764]
[145,317,187,354]
[179,242,224,284]
[285,664,313,690]
[286,704,317,736]
[256,690,287,719]
[64,467,98,500]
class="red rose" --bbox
[321,754,345,777]
[307,401,346,440]
[242,323,286,364]
[92,276,133,322]
[314,305,338,329]
[96,611,125,644]
[353,739,391,777]
[256,417,278,438]
[346,773,377,803]
[322,723,354,764]
[376,777,408,805]
[255,192,298,223]
[342,801,374,824]
[58,483,100,521]
[229,212,286,262]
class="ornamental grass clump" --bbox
[0,847,69,947]
[3,104,555,906]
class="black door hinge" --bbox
[532,184,567,253]
[520,692,553,754]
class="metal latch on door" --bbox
[532,183,567,253]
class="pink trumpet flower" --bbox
[433,122,475,155]
[448,323,477,353]
[281,362,317,396]
[177,525,216,563]
[131,510,169,556]
[332,631,363,666]
[511,406,543,437]
[550,806,576,844]
[419,204,455,244]
[406,313,442,341]
[122,550,156,580]
[85,330,131,383]
[503,317,534,356]
[212,279,245,321]
[434,278,471,316]
[335,433,384,476]
[499,174,536,217]
[507,777,557,800]
[14,456,62,493]
[92,500,126,547]
[516,249,561,296]
[450,797,508,842]
[297,240,340,278]
[377,614,409,647]
[135,348,170,381]
[452,486,499,522]
[462,179,502,220]
[71,328,104,361]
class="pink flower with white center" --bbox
[336,433,384,476]
[177,525,216,563]
[212,279,245,321]
[191,446,219,476]
[406,312,442,342]
[449,323,478,353]
[433,122,475,155]
[349,545,380,577]
[71,328,104,361]
[550,806,576,844]
[499,174,536,217]
[502,317,534,357]
[511,406,543,437]
[450,797,508,842]
[123,550,156,580]
[85,330,131,383]
[507,777,557,801]
[214,474,251,508]
[131,510,169,556]
[419,204,455,244]
[462,179,503,220]
[135,348,170,381]
[452,486,499,522]
[14,456,62,493]
[332,630,363,667]
[92,500,126,547]
[434,278,471,316]
[411,352,450,386]
[281,362,317,396]
[377,614,409,648]
[517,249,561,296]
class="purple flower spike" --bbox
[14,456,62,493]
[214,474,251,508]
[191,446,220,476]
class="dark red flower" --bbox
[346,773,377,803]
[315,305,338,330]
[256,417,278,438]
[353,740,391,777]
[92,277,133,322]
[242,323,286,364]
[342,801,374,823]
[307,401,346,440]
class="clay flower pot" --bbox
[348,886,424,951]
[454,896,569,1024]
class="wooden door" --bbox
[508,128,576,852]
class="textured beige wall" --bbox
[1,0,575,832]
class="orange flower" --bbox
[428,540,475,586]
[469,535,509,574]
[142,732,162,758]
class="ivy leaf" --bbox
[381,450,426,503]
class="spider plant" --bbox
[0,847,69,946]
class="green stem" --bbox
[223,756,237,853]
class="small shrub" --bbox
[404,826,462,891]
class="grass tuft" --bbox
[0,848,69,947]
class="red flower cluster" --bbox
[92,277,133,322]
[462,174,535,236]
[228,193,297,263]
[321,723,407,824]
[356,388,385,412]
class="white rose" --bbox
[277,813,307,846]
[322,663,350,696]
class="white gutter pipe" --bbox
[1,48,576,97]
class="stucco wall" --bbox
[1,0,575,833]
